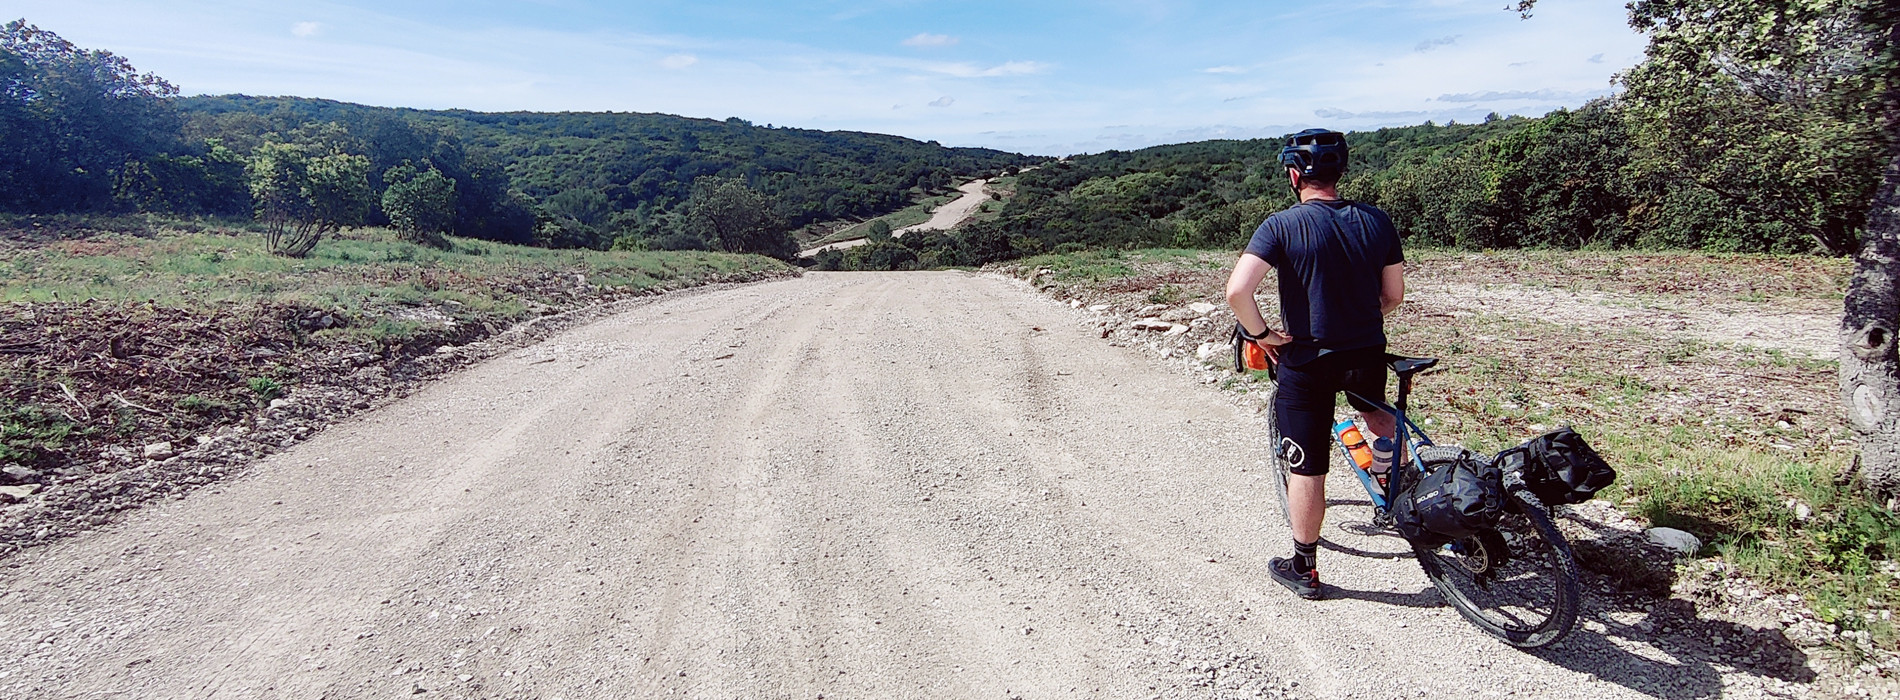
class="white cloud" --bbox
[1436,88,1604,102]
[902,33,959,48]
[660,53,698,69]
[1414,35,1458,52]
[291,21,321,38]
[928,96,954,107]
[1203,65,1244,74]
[925,61,1048,78]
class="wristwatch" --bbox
[1235,322,1275,341]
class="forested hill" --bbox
[0,19,1039,256]
[176,95,1037,238]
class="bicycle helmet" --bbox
[1278,128,1349,180]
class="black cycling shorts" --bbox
[1274,346,1388,476]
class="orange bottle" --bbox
[1332,420,1375,471]
[1244,340,1269,371]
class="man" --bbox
[1225,128,1405,600]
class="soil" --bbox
[0,272,1886,698]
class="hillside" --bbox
[175,95,1041,243]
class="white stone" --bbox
[1645,527,1703,556]
[1188,302,1219,315]
[1196,343,1218,361]
[1131,319,1173,332]
[0,484,40,500]
[1163,324,1190,337]
[1069,299,1082,308]
[1087,304,1111,312]
[143,442,175,459]
[269,398,290,409]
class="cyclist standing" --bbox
[1225,129,1406,600]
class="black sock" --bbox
[1292,538,1318,574]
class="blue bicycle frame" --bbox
[1341,374,1435,513]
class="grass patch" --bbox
[1,223,789,321]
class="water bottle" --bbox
[1244,340,1269,371]
[1332,419,1374,472]
[1370,436,1395,489]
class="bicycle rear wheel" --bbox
[1412,489,1580,649]
[1266,405,1291,527]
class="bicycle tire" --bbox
[1411,483,1581,649]
[1266,396,1291,528]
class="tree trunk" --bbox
[1842,142,1900,503]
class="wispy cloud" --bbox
[291,21,321,38]
[1588,53,1605,63]
[1203,65,1244,74]
[1316,107,1437,120]
[1414,35,1458,52]
[660,54,698,69]
[924,60,1047,78]
[902,33,959,48]
[1436,88,1601,102]
[928,96,954,107]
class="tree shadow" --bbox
[1320,512,1819,698]
[1527,591,1817,699]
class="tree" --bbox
[866,219,893,242]
[684,176,796,259]
[0,21,180,212]
[246,141,371,257]
[1515,0,1900,498]
[382,163,457,246]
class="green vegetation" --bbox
[0,21,1038,259]
[0,222,788,312]
[381,163,458,247]
[245,377,283,403]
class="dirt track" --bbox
[799,178,989,257]
[0,273,1816,698]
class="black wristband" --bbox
[1234,322,1273,341]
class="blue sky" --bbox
[16,1,1646,155]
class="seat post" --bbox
[1395,374,1411,414]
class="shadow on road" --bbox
[1333,542,1818,698]
[1526,591,1816,699]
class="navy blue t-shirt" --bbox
[1243,199,1404,367]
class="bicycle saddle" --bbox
[1385,354,1439,378]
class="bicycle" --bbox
[1261,353,1581,649]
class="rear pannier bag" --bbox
[1393,449,1505,547]
[1495,428,1616,506]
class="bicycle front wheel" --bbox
[1413,492,1580,649]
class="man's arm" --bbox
[1379,262,1405,316]
[1225,254,1292,353]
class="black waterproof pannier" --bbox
[1393,448,1505,547]
[1494,428,1616,506]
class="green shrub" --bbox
[246,377,283,403]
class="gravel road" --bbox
[0,273,1806,698]
[799,178,990,257]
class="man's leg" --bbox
[1271,360,1331,599]
[1288,472,1326,544]
[1359,410,1396,441]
